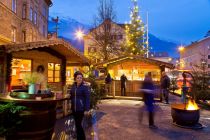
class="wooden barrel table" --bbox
[0,95,61,140]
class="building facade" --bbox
[149,52,172,63]
[0,0,90,94]
[180,36,210,72]
[0,0,52,44]
[83,19,126,63]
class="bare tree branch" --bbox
[87,0,124,63]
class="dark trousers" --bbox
[148,111,154,126]
[121,85,126,96]
[73,111,86,140]
[162,89,169,103]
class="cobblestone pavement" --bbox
[54,94,210,140]
[97,95,210,140]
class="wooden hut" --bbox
[94,55,174,97]
[0,39,90,93]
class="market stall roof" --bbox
[93,55,174,69]
[3,39,90,66]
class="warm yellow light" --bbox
[75,29,84,40]
[178,46,184,51]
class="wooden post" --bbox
[113,80,115,98]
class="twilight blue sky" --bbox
[50,0,210,44]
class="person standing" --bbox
[70,71,90,140]
[120,74,128,96]
[160,71,170,104]
[141,72,157,129]
[105,73,112,95]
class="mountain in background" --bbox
[48,17,178,57]
[148,34,178,57]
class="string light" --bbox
[125,0,145,56]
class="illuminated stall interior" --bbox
[108,61,161,81]
[66,66,90,85]
[95,56,174,81]
[66,66,79,85]
[11,59,31,87]
[94,56,174,96]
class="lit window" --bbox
[11,59,32,86]
[12,0,17,13]
[11,27,16,42]
[30,7,33,21]
[48,63,61,82]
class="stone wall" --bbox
[0,0,50,44]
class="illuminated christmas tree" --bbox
[125,0,145,55]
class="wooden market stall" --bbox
[0,39,90,119]
[94,55,174,97]
[2,39,89,92]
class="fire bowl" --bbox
[171,103,200,126]
[172,122,204,129]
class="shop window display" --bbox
[11,59,31,88]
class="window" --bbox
[22,31,26,42]
[42,5,47,17]
[43,25,46,37]
[34,12,37,24]
[29,7,33,21]
[208,55,210,59]
[118,35,123,40]
[11,27,16,42]
[11,59,32,86]
[88,47,96,53]
[104,23,111,31]
[208,64,210,68]
[12,0,17,13]
[48,63,61,82]
[22,3,26,19]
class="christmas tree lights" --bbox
[125,0,145,56]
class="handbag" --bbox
[64,114,77,140]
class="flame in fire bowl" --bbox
[171,101,204,129]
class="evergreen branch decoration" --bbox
[0,103,26,137]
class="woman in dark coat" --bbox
[70,71,90,140]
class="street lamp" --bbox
[75,29,84,40]
[178,46,184,52]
